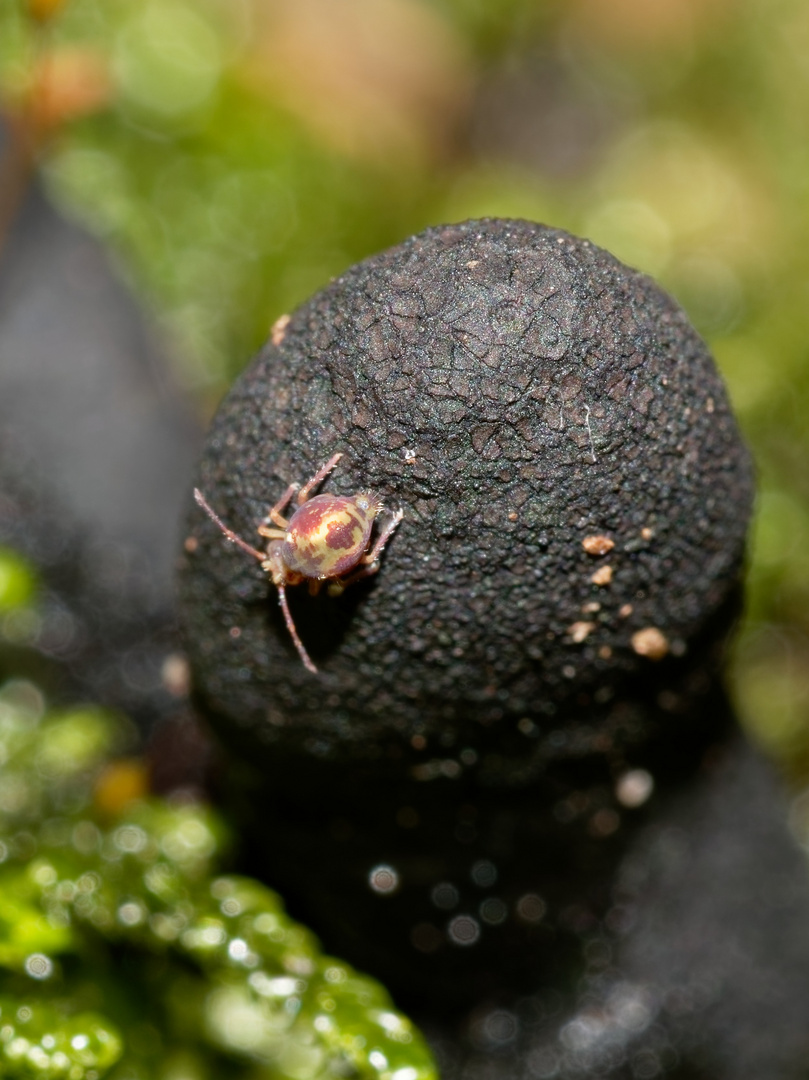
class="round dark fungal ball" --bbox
[179,219,753,765]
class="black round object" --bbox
[179,219,753,767]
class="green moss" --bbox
[0,680,437,1080]
[0,550,36,613]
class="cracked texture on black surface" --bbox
[180,219,753,760]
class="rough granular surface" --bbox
[179,219,753,765]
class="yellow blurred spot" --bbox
[584,199,671,276]
[26,0,68,23]
[713,337,773,415]
[566,0,734,51]
[733,627,809,768]
[0,548,36,611]
[94,759,150,817]
[751,490,809,572]
[241,0,471,167]
[113,1,223,120]
[588,124,776,275]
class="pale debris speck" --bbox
[616,769,655,808]
[582,535,615,556]
[270,313,291,346]
[591,565,613,586]
[631,627,669,660]
[568,621,596,644]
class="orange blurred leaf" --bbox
[241,0,471,167]
[566,0,736,51]
[26,0,69,24]
[15,47,114,134]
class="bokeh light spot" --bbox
[368,863,400,895]
[447,914,480,946]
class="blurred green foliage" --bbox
[0,549,36,613]
[0,677,437,1080]
[1,0,808,766]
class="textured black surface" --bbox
[421,737,809,1080]
[230,678,734,1013]
[180,219,753,765]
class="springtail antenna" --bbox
[194,488,266,562]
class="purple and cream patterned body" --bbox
[194,454,402,673]
[283,493,382,579]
